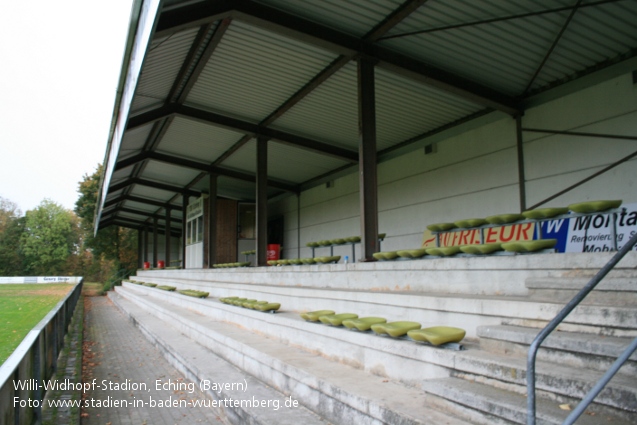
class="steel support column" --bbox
[357,57,379,261]
[143,226,149,265]
[182,195,188,268]
[256,137,268,266]
[137,228,143,269]
[153,216,158,267]
[516,115,527,212]
[206,175,218,268]
[165,208,171,267]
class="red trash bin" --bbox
[157,260,165,269]
[143,261,150,269]
[267,244,280,261]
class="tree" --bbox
[75,164,138,280]
[21,199,80,275]
[0,197,25,275]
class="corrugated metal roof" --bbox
[98,0,637,233]
[254,0,403,37]
[131,28,200,114]
[269,62,359,149]
[156,116,246,163]
[185,20,338,122]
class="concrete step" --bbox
[124,279,637,337]
[113,286,472,425]
[118,283,637,420]
[478,325,637,376]
[108,292,328,425]
[421,377,634,425]
[526,277,637,306]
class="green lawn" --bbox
[0,284,73,364]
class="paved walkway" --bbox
[82,296,229,425]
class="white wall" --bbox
[272,73,637,260]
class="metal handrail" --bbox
[526,231,637,425]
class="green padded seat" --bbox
[230,298,248,306]
[319,240,332,246]
[157,285,176,291]
[371,321,422,337]
[278,259,291,265]
[306,241,320,248]
[485,213,524,225]
[396,248,429,259]
[346,236,361,243]
[372,252,385,261]
[425,246,461,256]
[331,238,346,245]
[315,255,341,264]
[237,299,256,307]
[288,258,303,265]
[568,199,622,214]
[342,317,387,331]
[301,258,316,264]
[521,207,569,220]
[319,313,358,326]
[238,262,251,267]
[220,296,239,304]
[378,233,386,240]
[426,222,457,232]
[460,243,503,255]
[248,301,269,309]
[454,218,488,228]
[267,260,278,266]
[381,251,399,260]
[502,238,557,253]
[254,302,281,312]
[300,310,335,322]
[242,299,261,308]
[407,326,466,346]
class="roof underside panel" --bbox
[185,20,339,122]
[117,124,153,159]
[131,28,200,114]
[141,160,203,186]
[375,68,483,151]
[129,185,177,203]
[269,62,359,149]
[530,1,637,93]
[156,116,246,163]
[254,0,403,38]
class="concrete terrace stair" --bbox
[121,251,637,424]
[111,286,470,425]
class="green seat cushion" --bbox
[372,252,385,261]
[371,321,422,337]
[306,241,320,247]
[241,299,260,308]
[249,301,269,309]
[521,207,569,219]
[315,255,341,264]
[230,298,248,306]
[220,296,239,304]
[426,222,457,232]
[502,239,557,253]
[331,238,346,245]
[300,310,335,322]
[378,233,386,240]
[459,243,503,255]
[342,317,387,331]
[319,313,359,326]
[346,236,361,243]
[454,218,487,228]
[568,200,622,214]
[157,285,176,291]
[318,240,332,246]
[238,262,251,267]
[254,302,280,312]
[267,260,278,266]
[407,326,466,346]
[426,246,461,256]
[288,258,303,265]
[300,258,316,264]
[381,251,399,260]
[485,213,524,225]
[396,248,429,259]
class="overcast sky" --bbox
[0,1,134,214]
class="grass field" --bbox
[0,284,74,364]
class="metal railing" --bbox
[104,268,134,291]
[0,279,83,425]
[526,231,637,424]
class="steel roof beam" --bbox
[155,0,520,115]
[103,194,182,210]
[109,177,202,198]
[126,104,359,163]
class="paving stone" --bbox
[82,297,229,425]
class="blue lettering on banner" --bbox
[540,219,569,252]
